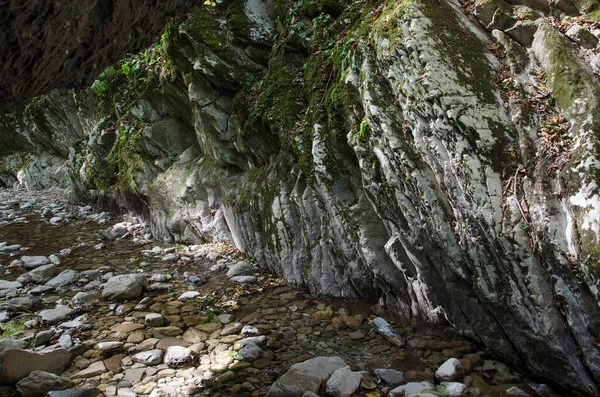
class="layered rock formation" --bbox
[2,0,600,393]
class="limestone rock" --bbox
[506,20,538,47]
[102,274,147,301]
[267,356,347,397]
[565,25,599,49]
[435,358,464,381]
[0,348,70,384]
[20,256,50,270]
[132,349,164,365]
[28,264,58,283]
[46,269,79,287]
[163,346,194,367]
[15,370,72,397]
[39,305,74,324]
[46,388,99,397]
[71,361,106,379]
[389,382,435,397]
[374,368,404,386]
[325,366,361,397]
[0,280,22,299]
[7,295,41,312]
[226,261,256,278]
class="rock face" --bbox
[2,0,600,394]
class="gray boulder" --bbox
[266,356,347,397]
[102,274,147,301]
[7,295,41,312]
[389,382,435,397]
[38,305,74,324]
[163,346,194,367]
[46,270,79,287]
[230,276,257,284]
[46,388,99,397]
[325,366,362,397]
[0,339,27,354]
[27,264,58,283]
[0,280,22,299]
[566,25,599,49]
[374,368,403,386]
[15,370,72,397]
[0,348,71,384]
[226,261,256,278]
[20,256,50,270]
[132,349,164,365]
[235,342,262,362]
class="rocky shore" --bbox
[0,188,563,396]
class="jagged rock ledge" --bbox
[1,0,600,394]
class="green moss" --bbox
[226,0,250,38]
[589,9,600,21]
[0,316,36,339]
[540,24,600,121]
[249,47,305,136]
[185,8,225,52]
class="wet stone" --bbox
[20,256,51,270]
[39,305,74,324]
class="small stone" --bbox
[145,313,166,327]
[266,356,347,397]
[7,295,41,312]
[505,386,532,395]
[102,274,147,301]
[218,314,235,324]
[111,322,145,333]
[182,328,208,344]
[39,305,74,324]
[153,326,183,338]
[35,329,55,346]
[206,252,221,261]
[71,361,107,379]
[372,317,404,347]
[20,256,51,270]
[506,20,537,47]
[16,370,72,397]
[132,349,164,365]
[435,358,464,381]
[236,342,262,362]
[230,275,257,284]
[46,388,99,397]
[59,333,73,349]
[566,25,599,49]
[46,269,79,287]
[226,261,256,278]
[441,381,468,396]
[178,291,201,301]
[0,280,22,298]
[388,382,435,397]
[241,325,260,337]
[96,341,124,351]
[163,346,195,367]
[326,366,362,397]
[374,368,404,386]
[28,263,58,283]
[215,370,236,383]
[221,322,243,336]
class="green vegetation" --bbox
[0,316,36,339]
